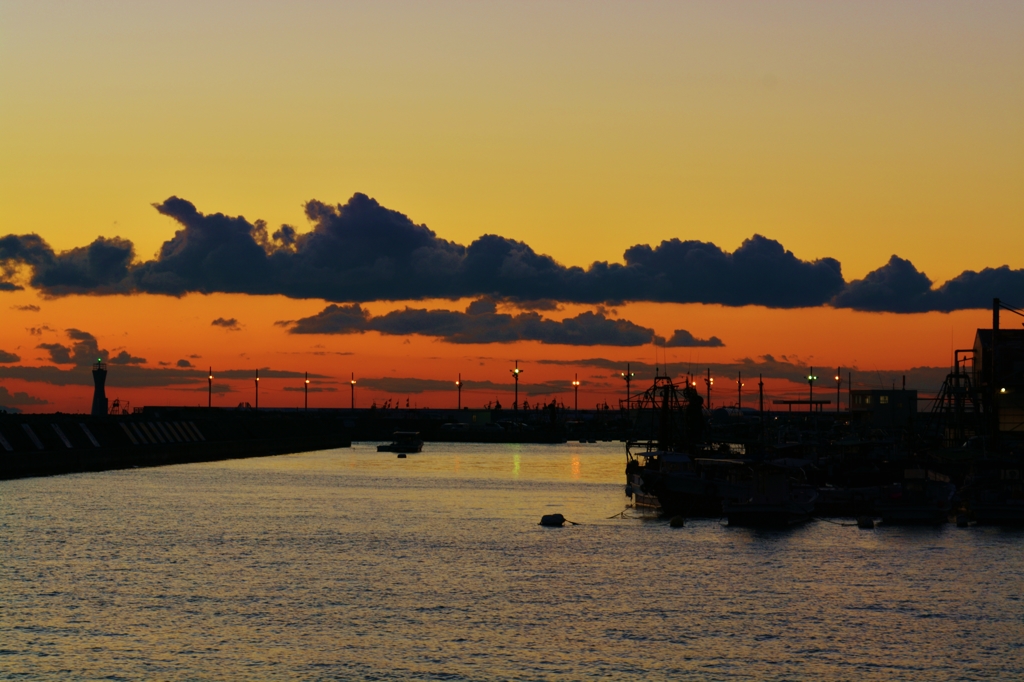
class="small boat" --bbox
[959,461,1024,525]
[377,432,424,453]
[875,469,955,525]
[719,461,818,528]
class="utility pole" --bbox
[737,371,743,410]
[304,371,309,411]
[208,367,213,408]
[456,373,462,410]
[572,373,580,414]
[848,371,852,412]
[350,373,356,410]
[255,368,259,411]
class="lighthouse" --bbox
[91,360,108,416]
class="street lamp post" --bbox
[704,368,713,410]
[620,364,635,409]
[350,373,356,410]
[255,369,259,411]
[305,371,309,411]
[510,361,522,412]
[834,368,842,414]
[208,367,213,408]
[807,367,817,413]
[737,371,744,410]
[456,373,462,410]
[572,373,580,414]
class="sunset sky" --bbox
[1,1,1021,413]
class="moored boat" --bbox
[875,469,955,524]
[716,460,818,527]
[377,431,424,453]
[960,460,1024,525]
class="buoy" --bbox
[956,514,969,528]
[669,516,685,528]
[856,516,875,529]
[397,453,407,459]
[539,514,566,527]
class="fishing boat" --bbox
[624,375,728,516]
[377,431,424,453]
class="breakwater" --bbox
[0,408,351,480]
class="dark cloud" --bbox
[211,317,241,330]
[664,329,724,347]
[507,299,561,311]
[109,350,147,365]
[587,235,845,307]
[831,257,1024,313]
[176,359,194,368]
[286,301,669,346]
[357,376,571,396]
[0,385,48,406]
[0,281,23,291]
[3,193,1019,312]
[928,266,1024,312]
[830,256,935,313]
[169,382,233,395]
[282,386,337,393]
[538,355,952,394]
[37,343,73,365]
[0,350,20,363]
[0,351,325,390]
[12,304,40,312]
[0,233,134,295]
[36,328,142,367]
[0,194,842,309]
[213,368,327,380]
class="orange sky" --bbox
[0,2,1019,413]
[1,286,992,413]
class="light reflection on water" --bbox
[1,441,1022,681]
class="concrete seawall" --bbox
[0,409,351,480]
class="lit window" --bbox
[880,396,889,404]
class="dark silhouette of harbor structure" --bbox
[0,408,352,480]
[5,297,1024,488]
[91,361,108,417]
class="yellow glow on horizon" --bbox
[0,2,1020,285]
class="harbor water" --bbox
[2,442,1022,680]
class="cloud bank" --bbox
[0,385,48,407]
[283,299,723,347]
[1,193,1018,312]
[37,329,146,367]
